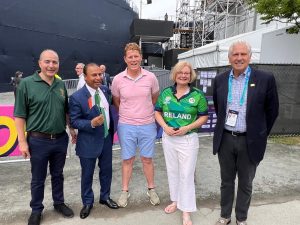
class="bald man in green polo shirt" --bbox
[14,49,76,225]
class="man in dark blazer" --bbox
[100,64,112,88]
[213,41,279,225]
[69,63,118,219]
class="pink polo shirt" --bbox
[111,68,159,125]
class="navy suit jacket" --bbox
[69,85,114,158]
[103,72,112,88]
[213,67,279,164]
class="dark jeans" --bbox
[218,132,257,221]
[28,132,68,213]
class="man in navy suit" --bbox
[69,63,118,219]
[99,64,112,88]
[213,41,279,225]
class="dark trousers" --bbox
[28,132,68,213]
[79,136,112,206]
[218,132,257,221]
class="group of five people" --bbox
[14,40,278,225]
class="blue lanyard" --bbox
[228,67,251,106]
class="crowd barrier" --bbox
[63,69,173,96]
[63,79,78,96]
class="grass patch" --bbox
[269,136,300,145]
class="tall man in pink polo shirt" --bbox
[111,43,160,207]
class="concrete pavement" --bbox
[1,135,300,225]
[1,92,300,225]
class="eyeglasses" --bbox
[75,67,83,70]
[177,72,191,75]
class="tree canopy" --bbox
[246,0,300,33]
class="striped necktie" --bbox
[94,90,108,137]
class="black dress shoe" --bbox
[54,203,74,218]
[80,205,93,219]
[99,197,119,209]
[28,212,42,225]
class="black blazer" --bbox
[103,72,112,88]
[212,67,279,164]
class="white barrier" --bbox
[63,79,78,96]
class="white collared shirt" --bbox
[85,84,110,129]
[77,73,86,90]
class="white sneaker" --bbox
[146,189,160,206]
[236,220,247,225]
[117,191,130,207]
[215,217,231,225]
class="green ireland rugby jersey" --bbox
[155,85,208,133]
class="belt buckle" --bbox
[231,131,237,136]
[50,134,56,140]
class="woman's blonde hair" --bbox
[170,61,197,83]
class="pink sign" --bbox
[0,105,21,157]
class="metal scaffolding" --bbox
[173,0,252,49]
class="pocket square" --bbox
[88,97,93,109]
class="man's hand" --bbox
[91,115,104,127]
[19,140,30,159]
[69,128,77,144]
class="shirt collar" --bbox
[230,66,250,79]
[171,83,191,94]
[33,70,58,84]
[85,84,99,96]
[122,68,146,77]
[33,71,43,81]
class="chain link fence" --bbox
[257,64,300,135]
[195,64,300,135]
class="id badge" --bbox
[225,109,239,127]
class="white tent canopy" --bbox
[260,26,300,64]
[178,26,277,69]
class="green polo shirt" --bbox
[155,85,208,133]
[14,71,68,134]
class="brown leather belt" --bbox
[224,129,246,136]
[28,131,65,139]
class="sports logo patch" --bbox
[164,96,171,104]
[189,97,195,104]
[60,88,65,98]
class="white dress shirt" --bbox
[85,84,110,129]
[77,73,85,90]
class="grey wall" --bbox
[260,27,300,64]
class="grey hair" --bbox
[228,40,252,57]
[99,64,106,70]
[39,49,59,61]
[77,63,85,68]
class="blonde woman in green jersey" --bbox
[154,61,208,225]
